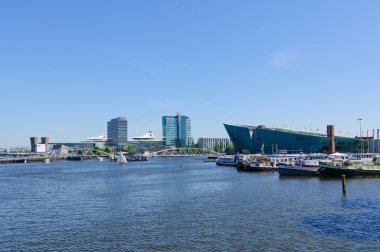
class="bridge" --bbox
[0,147,223,163]
[49,146,115,159]
[151,148,222,157]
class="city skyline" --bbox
[1,1,380,147]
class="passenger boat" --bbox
[279,160,320,176]
[319,156,380,177]
[279,154,328,176]
[216,155,237,166]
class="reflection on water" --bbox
[0,158,380,251]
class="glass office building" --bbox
[224,123,358,154]
[162,113,192,147]
[107,117,128,146]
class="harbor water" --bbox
[1,158,380,251]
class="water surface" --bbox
[1,158,380,251]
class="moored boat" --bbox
[279,164,319,176]
[279,159,320,176]
[319,156,380,177]
[216,155,236,166]
[238,156,295,172]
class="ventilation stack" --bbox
[327,125,335,154]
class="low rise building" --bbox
[197,137,232,151]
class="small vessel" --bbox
[279,156,325,176]
[216,155,237,166]
[279,165,319,176]
[117,152,128,165]
[238,155,296,172]
[98,157,104,162]
[319,156,380,177]
[44,159,50,164]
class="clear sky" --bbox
[1,0,380,147]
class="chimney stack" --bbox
[327,125,335,154]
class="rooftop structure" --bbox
[132,131,161,141]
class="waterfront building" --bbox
[49,142,96,150]
[107,117,128,146]
[224,123,358,154]
[197,138,232,151]
[81,133,107,148]
[128,131,164,153]
[162,113,192,147]
[30,137,49,153]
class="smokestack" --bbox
[327,125,335,154]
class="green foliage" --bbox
[225,144,234,155]
[104,147,111,153]
[356,140,369,152]
[242,149,251,154]
[127,145,136,154]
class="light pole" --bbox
[358,118,363,156]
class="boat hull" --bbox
[240,165,278,172]
[216,161,236,167]
[279,165,319,176]
[319,164,380,177]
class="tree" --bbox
[242,149,251,154]
[225,144,234,155]
[127,145,136,154]
[214,143,221,153]
[356,140,369,153]
[104,147,111,153]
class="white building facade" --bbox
[197,138,232,151]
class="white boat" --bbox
[98,157,104,162]
[279,154,331,176]
[117,152,128,165]
[216,155,236,166]
[44,159,50,164]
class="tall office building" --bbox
[162,113,192,147]
[107,117,128,146]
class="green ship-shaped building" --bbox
[224,123,358,154]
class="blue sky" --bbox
[1,0,380,147]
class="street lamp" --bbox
[358,118,363,156]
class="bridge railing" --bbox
[151,148,222,157]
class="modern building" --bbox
[128,131,164,153]
[162,113,192,147]
[107,117,128,146]
[30,137,49,153]
[197,138,232,151]
[224,123,358,154]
